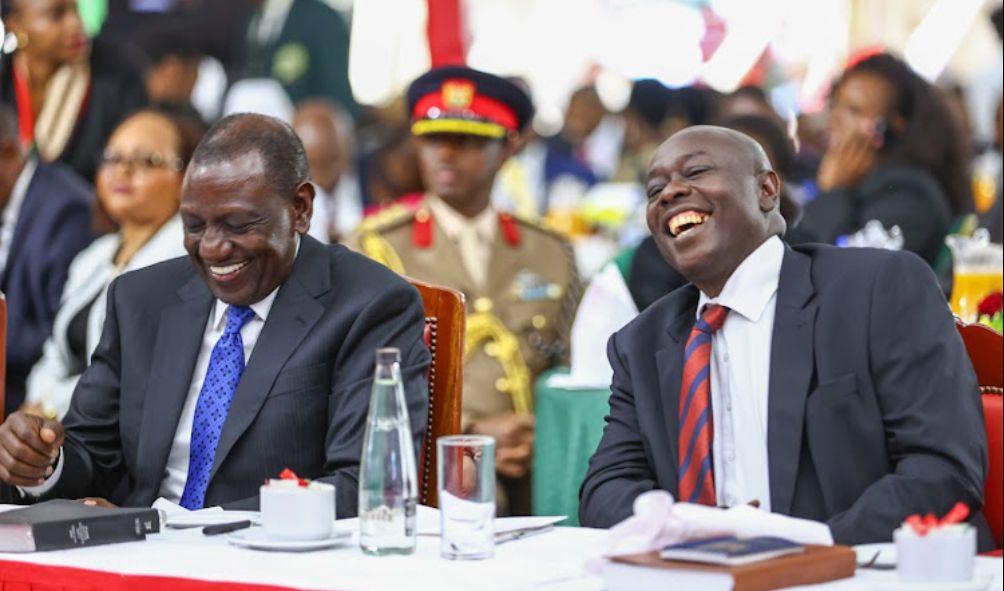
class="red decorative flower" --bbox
[977,292,1003,317]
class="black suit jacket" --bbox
[1,161,93,414]
[36,236,429,517]
[580,244,988,548]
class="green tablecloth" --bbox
[532,368,611,526]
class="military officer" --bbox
[347,66,581,515]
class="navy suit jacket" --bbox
[29,236,429,517]
[1,162,93,414]
[579,244,989,548]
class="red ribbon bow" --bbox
[905,502,969,536]
[278,468,309,487]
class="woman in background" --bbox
[801,53,971,264]
[1,0,147,182]
[24,108,199,419]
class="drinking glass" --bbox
[437,435,495,560]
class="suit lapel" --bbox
[654,286,699,494]
[210,236,330,479]
[767,247,817,515]
[136,272,213,491]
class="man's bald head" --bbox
[293,100,354,193]
[657,125,772,175]
[187,113,309,198]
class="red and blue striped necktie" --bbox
[678,304,729,506]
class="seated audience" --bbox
[349,66,581,515]
[800,53,971,264]
[0,0,147,182]
[292,99,363,242]
[0,104,92,416]
[242,0,358,117]
[579,125,989,550]
[0,113,429,517]
[25,108,197,420]
[138,25,204,108]
[612,80,671,184]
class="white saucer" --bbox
[867,574,992,591]
[227,526,351,552]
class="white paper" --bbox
[154,497,260,527]
[561,261,639,389]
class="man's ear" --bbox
[757,169,781,214]
[292,181,315,235]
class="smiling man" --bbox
[579,126,990,548]
[0,113,430,517]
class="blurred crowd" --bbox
[1,0,1002,455]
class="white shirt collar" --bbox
[208,235,300,330]
[210,287,279,331]
[697,235,784,323]
[425,194,497,243]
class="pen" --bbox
[202,520,252,536]
[495,525,554,545]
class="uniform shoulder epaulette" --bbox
[355,204,415,235]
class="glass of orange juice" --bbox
[946,229,1004,322]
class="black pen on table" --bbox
[202,520,252,536]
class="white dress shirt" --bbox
[425,194,497,286]
[23,284,282,501]
[157,289,278,501]
[696,235,784,510]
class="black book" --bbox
[0,499,161,552]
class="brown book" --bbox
[604,544,856,591]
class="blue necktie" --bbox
[180,305,256,509]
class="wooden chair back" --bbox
[956,318,1003,549]
[407,278,464,507]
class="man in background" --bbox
[0,105,92,415]
[349,66,581,515]
[292,99,363,242]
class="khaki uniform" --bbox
[347,196,581,429]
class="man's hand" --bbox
[0,411,64,487]
[470,413,535,479]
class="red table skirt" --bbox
[0,560,306,591]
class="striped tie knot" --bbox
[694,304,729,335]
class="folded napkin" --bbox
[587,490,834,572]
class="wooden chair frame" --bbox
[407,278,464,507]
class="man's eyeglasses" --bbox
[98,152,184,172]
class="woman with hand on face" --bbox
[800,53,971,265]
[0,0,147,183]
[24,108,199,419]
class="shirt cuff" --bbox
[18,447,64,497]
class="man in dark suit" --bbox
[0,105,92,415]
[579,126,989,548]
[0,113,429,517]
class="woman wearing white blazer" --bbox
[25,108,198,419]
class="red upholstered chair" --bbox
[407,278,464,507]
[955,318,1003,551]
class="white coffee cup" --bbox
[894,523,976,582]
[260,479,335,540]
